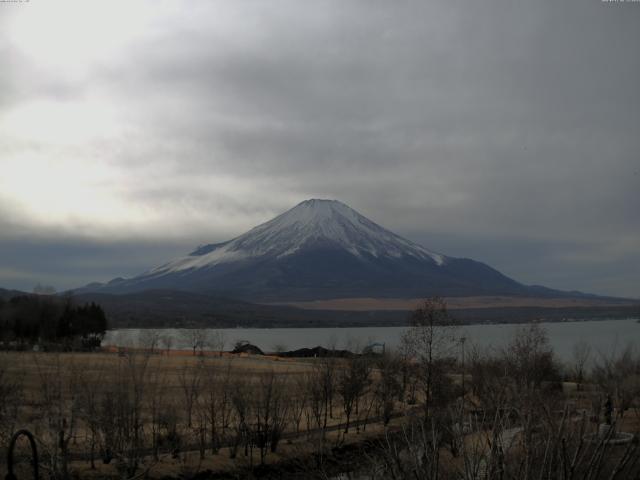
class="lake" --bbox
[103,318,639,362]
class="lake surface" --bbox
[103,318,639,362]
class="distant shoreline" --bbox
[266,295,638,311]
[105,311,640,330]
[108,316,639,330]
[104,305,640,329]
[103,318,639,362]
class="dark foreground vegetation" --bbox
[0,294,107,350]
[0,298,639,479]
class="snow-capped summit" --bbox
[149,199,445,276]
[84,199,533,300]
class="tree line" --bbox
[0,294,108,349]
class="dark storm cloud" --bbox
[1,0,638,296]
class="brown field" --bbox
[268,295,635,311]
[1,344,638,479]
[0,350,408,479]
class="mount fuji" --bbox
[80,199,570,301]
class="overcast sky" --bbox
[0,0,638,298]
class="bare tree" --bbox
[251,370,289,463]
[305,367,329,462]
[592,343,639,419]
[181,329,208,356]
[338,354,371,433]
[32,353,80,480]
[373,352,403,426]
[145,363,168,461]
[317,357,337,428]
[372,419,443,480]
[94,351,152,479]
[366,350,640,480]
[501,324,563,480]
[139,329,160,354]
[229,377,251,461]
[504,323,558,393]
[402,297,457,419]
[208,330,226,356]
[0,355,23,449]
[77,360,107,469]
[201,359,234,454]
[121,352,150,478]
[288,373,308,434]
[160,334,174,355]
[178,360,203,428]
[571,340,592,387]
[468,345,510,416]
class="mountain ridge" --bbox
[75,199,600,301]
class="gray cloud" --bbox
[0,237,191,292]
[0,0,638,297]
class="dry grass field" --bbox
[0,350,408,479]
[1,335,638,479]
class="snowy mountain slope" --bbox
[79,199,552,300]
[148,199,445,277]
